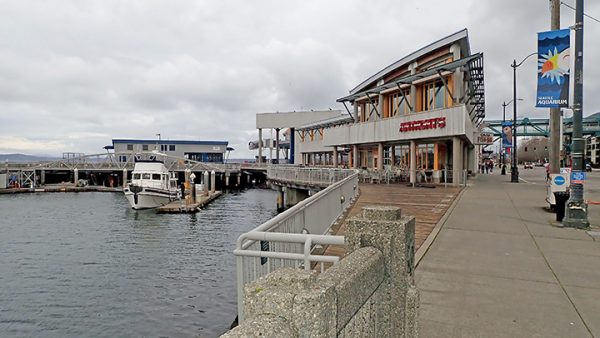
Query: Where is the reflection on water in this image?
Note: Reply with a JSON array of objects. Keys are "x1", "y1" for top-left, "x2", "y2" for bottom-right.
[{"x1": 0, "y1": 189, "x2": 277, "y2": 338}]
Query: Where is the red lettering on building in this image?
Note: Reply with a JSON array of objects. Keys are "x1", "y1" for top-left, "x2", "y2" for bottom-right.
[{"x1": 399, "y1": 117, "x2": 446, "y2": 133}]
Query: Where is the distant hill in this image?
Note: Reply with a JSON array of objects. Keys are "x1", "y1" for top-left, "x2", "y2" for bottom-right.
[{"x1": 0, "y1": 153, "x2": 59, "y2": 162}]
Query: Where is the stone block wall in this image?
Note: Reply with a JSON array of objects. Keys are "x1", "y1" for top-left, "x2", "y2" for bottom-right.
[{"x1": 221, "y1": 205, "x2": 418, "y2": 338}]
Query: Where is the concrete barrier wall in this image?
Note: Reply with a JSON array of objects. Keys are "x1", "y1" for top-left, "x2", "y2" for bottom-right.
[{"x1": 221, "y1": 205, "x2": 419, "y2": 338}]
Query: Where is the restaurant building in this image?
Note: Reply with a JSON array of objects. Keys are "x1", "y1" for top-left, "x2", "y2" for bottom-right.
[{"x1": 296, "y1": 28, "x2": 485, "y2": 185}]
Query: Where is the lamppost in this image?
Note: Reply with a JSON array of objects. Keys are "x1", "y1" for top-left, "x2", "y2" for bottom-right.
[
  {"x1": 501, "y1": 99, "x2": 522, "y2": 175},
  {"x1": 510, "y1": 53, "x2": 539, "y2": 183},
  {"x1": 563, "y1": 0, "x2": 589, "y2": 228}
]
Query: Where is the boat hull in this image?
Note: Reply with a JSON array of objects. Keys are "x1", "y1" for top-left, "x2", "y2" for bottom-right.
[{"x1": 124, "y1": 187, "x2": 178, "y2": 210}]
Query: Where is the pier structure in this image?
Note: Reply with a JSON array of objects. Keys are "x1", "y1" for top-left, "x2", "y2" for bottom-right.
[
  {"x1": 2, "y1": 151, "x2": 264, "y2": 192},
  {"x1": 266, "y1": 167, "x2": 357, "y2": 211}
]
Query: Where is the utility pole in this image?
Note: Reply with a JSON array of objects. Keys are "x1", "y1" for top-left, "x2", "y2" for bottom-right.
[
  {"x1": 549, "y1": 0, "x2": 561, "y2": 173},
  {"x1": 563, "y1": 0, "x2": 589, "y2": 228}
]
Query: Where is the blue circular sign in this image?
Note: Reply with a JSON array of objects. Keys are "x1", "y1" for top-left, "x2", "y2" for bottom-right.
[{"x1": 554, "y1": 176, "x2": 565, "y2": 185}]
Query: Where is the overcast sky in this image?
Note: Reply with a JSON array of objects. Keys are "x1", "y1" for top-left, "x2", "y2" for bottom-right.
[{"x1": 1, "y1": 0, "x2": 599, "y2": 158}]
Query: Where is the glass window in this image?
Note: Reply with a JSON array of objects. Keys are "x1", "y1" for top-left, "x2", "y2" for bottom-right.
[
  {"x1": 152, "y1": 174, "x2": 161, "y2": 180},
  {"x1": 142, "y1": 173, "x2": 151, "y2": 179},
  {"x1": 389, "y1": 90, "x2": 410, "y2": 116},
  {"x1": 169, "y1": 145, "x2": 175, "y2": 151},
  {"x1": 434, "y1": 82, "x2": 445, "y2": 109},
  {"x1": 142, "y1": 145, "x2": 148, "y2": 151},
  {"x1": 127, "y1": 144, "x2": 133, "y2": 151},
  {"x1": 133, "y1": 173, "x2": 141, "y2": 179}
]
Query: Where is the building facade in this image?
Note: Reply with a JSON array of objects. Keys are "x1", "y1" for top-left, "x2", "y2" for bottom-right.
[
  {"x1": 296, "y1": 29, "x2": 484, "y2": 185},
  {"x1": 111, "y1": 139, "x2": 229, "y2": 163}
]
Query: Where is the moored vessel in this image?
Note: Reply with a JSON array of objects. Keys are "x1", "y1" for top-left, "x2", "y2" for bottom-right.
[{"x1": 123, "y1": 161, "x2": 180, "y2": 209}]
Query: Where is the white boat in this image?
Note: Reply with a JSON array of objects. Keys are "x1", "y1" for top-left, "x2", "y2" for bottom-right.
[{"x1": 123, "y1": 161, "x2": 180, "y2": 209}]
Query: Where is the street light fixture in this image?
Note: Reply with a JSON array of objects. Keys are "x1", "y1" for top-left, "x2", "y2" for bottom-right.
[
  {"x1": 501, "y1": 99, "x2": 523, "y2": 175},
  {"x1": 510, "y1": 53, "x2": 539, "y2": 183}
]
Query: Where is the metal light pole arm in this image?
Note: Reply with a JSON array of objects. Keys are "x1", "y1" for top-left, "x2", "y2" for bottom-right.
[{"x1": 513, "y1": 52, "x2": 540, "y2": 69}]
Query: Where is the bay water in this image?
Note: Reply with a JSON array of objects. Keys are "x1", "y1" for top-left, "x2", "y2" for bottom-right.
[{"x1": 0, "y1": 189, "x2": 277, "y2": 337}]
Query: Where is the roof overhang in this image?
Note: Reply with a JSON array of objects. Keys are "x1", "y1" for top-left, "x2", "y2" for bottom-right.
[{"x1": 348, "y1": 28, "x2": 470, "y2": 95}]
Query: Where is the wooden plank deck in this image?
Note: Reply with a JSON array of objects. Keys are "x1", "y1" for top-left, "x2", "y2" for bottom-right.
[
  {"x1": 323, "y1": 183, "x2": 462, "y2": 262},
  {"x1": 156, "y1": 191, "x2": 223, "y2": 214}
]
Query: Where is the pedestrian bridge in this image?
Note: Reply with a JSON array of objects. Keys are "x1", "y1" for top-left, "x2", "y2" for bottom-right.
[{"x1": 483, "y1": 115, "x2": 600, "y2": 137}]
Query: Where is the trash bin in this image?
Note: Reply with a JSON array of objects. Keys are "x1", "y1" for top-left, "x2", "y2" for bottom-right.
[{"x1": 554, "y1": 191, "x2": 570, "y2": 222}]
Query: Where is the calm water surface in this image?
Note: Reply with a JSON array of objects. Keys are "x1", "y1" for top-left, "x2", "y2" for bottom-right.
[{"x1": 0, "y1": 189, "x2": 277, "y2": 337}]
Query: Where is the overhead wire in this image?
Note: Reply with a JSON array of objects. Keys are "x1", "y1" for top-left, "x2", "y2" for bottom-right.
[{"x1": 560, "y1": 1, "x2": 600, "y2": 24}]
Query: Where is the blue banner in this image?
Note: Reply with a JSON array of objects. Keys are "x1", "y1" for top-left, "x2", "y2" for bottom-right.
[
  {"x1": 502, "y1": 121, "x2": 512, "y2": 148},
  {"x1": 536, "y1": 29, "x2": 570, "y2": 108}
]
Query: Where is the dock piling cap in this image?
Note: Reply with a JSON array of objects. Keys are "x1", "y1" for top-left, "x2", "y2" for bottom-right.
[{"x1": 361, "y1": 205, "x2": 401, "y2": 220}]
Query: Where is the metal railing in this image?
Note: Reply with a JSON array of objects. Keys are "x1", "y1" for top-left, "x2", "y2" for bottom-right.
[
  {"x1": 234, "y1": 172, "x2": 359, "y2": 321},
  {"x1": 266, "y1": 167, "x2": 357, "y2": 187}
]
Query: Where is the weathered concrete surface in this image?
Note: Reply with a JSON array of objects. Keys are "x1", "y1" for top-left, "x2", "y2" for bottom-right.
[
  {"x1": 222, "y1": 205, "x2": 419, "y2": 338},
  {"x1": 416, "y1": 169, "x2": 600, "y2": 337},
  {"x1": 220, "y1": 314, "x2": 297, "y2": 338},
  {"x1": 319, "y1": 246, "x2": 384, "y2": 334}
]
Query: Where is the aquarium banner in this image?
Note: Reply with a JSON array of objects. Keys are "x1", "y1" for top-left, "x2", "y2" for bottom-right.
[
  {"x1": 502, "y1": 121, "x2": 513, "y2": 149},
  {"x1": 536, "y1": 29, "x2": 570, "y2": 108}
]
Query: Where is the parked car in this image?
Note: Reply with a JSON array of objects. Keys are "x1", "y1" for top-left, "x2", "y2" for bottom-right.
[{"x1": 524, "y1": 162, "x2": 534, "y2": 169}]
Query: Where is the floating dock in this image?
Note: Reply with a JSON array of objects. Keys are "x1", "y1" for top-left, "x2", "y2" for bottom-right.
[
  {"x1": 0, "y1": 185, "x2": 121, "y2": 194},
  {"x1": 156, "y1": 191, "x2": 223, "y2": 214}
]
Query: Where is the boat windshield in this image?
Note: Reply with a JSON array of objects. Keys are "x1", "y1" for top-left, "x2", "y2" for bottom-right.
[
  {"x1": 152, "y1": 174, "x2": 161, "y2": 180},
  {"x1": 133, "y1": 173, "x2": 141, "y2": 179},
  {"x1": 142, "y1": 173, "x2": 151, "y2": 179}
]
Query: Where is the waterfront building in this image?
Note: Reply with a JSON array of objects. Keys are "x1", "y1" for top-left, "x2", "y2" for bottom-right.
[
  {"x1": 298, "y1": 28, "x2": 484, "y2": 185},
  {"x1": 254, "y1": 110, "x2": 344, "y2": 164},
  {"x1": 109, "y1": 139, "x2": 230, "y2": 163}
]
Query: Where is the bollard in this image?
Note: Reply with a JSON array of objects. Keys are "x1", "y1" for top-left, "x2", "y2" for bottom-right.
[
  {"x1": 204, "y1": 171, "x2": 209, "y2": 194},
  {"x1": 211, "y1": 170, "x2": 216, "y2": 193}
]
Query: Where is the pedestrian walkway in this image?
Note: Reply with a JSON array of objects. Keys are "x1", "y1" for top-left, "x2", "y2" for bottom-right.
[{"x1": 416, "y1": 172, "x2": 600, "y2": 337}]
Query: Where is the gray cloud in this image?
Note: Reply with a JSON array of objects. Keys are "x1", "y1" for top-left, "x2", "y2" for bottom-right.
[{"x1": 0, "y1": 0, "x2": 599, "y2": 157}]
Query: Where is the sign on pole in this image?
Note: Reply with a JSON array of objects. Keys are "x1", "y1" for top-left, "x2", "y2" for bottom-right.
[{"x1": 536, "y1": 29, "x2": 570, "y2": 108}]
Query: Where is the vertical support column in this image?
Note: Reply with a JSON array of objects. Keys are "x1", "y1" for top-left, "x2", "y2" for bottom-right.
[
  {"x1": 41, "y1": 169, "x2": 46, "y2": 186},
  {"x1": 333, "y1": 146, "x2": 339, "y2": 168},
  {"x1": 409, "y1": 62, "x2": 418, "y2": 113},
  {"x1": 450, "y1": 43, "x2": 463, "y2": 104},
  {"x1": 210, "y1": 170, "x2": 216, "y2": 193},
  {"x1": 452, "y1": 137, "x2": 463, "y2": 186},
  {"x1": 225, "y1": 172, "x2": 230, "y2": 188},
  {"x1": 352, "y1": 145, "x2": 359, "y2": 169},
  {"x1": 391, "y1": 146, "x2": 396, "y2": 168},
  {"x1": 258, "y1": 128, "x2": 263, "y2": 164},
  {"x1": 275, "y1": 128, "x2": 280, "y2": 164},
  {"x1": 289, "y1": 128, "x2": 295, "y2": 164},
  {"x1": 378, "y1": 94, "x2": 384, "y2": 120},
  {"x1": 204, "y1": 170, "x2": 209, "y2": 194},
  {"x1": 467, "y1": 146, "x2": 475, "y2": 174},
  {"x1": 549, "y1": 0, "x2": 561, "y2": 175},
  {"x1": 122, "y1": 168, "x2": 128, "y2": 189},
  {"x1": 410, "y1": 141, "x2": 416, "y2": 185},
  {"x1": 73, "y1": 168, "x2": 79, "y2": 185},
  {"x1": 378, "y1": 143, "x2": 384, "y2": 171},
  {"x1": 276, "y1": 186, "x2": 284, "y2": 212},
  {"x1": 237, "y1": 173, "x2": 241, "y2": 187},
  {"x1": 353, "y1": 101, "x2": 359, "y2": 122}
]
